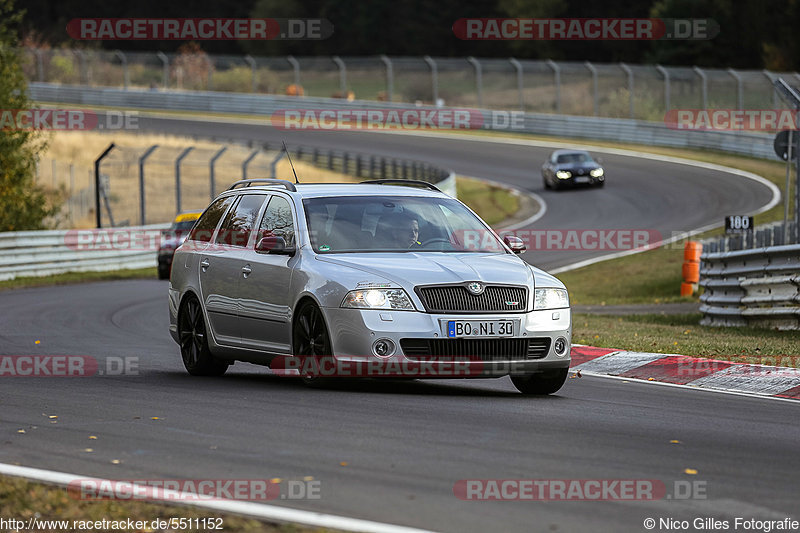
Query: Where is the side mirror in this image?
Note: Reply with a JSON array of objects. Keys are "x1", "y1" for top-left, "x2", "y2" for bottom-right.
[
  {"x1": 256, "y1": 236, "x2": 295, "y2": 255},
  {"x1": 503, "y1": 235, "x2": 527, "y2": 254}
]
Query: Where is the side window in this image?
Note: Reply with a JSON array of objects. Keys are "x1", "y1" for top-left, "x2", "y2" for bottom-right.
[
  {"x1": 189, "y1": 196, "x2": 234, "y2": 242},
  {"x1": 257, "y1": 196, "x2": 296, "y2": 247},
  {"x1": 215, "y1": 194, "x2": 268, "y2": 247}
]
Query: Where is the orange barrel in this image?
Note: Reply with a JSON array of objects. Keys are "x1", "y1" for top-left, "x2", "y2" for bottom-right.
[
  {"x1": 684, "y1": 241, "x2": 702, "y2": 262},
  {"x1": 682, "y1": 261, "x2": 700, "y2": 283},
  {"x1": 680, "y1": 282, "x2": 695, "y2": 297}
]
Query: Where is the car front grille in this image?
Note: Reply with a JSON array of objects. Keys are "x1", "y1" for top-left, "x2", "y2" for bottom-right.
[
  {"x1": 416, "y1": 285, "x2": 527, "y2": 313},
  {"x1": 400, "y1": 338, "x2": 551, "y2": 361}
]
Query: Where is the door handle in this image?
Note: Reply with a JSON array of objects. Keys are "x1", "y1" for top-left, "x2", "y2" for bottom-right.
[
  {"x1": 242, "y1": 265, "x2": 252, "y2": 276},
  {"x1": 200, "y1": 259, "x2": 210, "y2": 271}
]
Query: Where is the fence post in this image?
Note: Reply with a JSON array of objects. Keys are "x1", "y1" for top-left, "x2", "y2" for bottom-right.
[
  {"x1": 380, "y1": 55, "x2": 393, "y2": 102},
  {"x1": 332, "y1": 56, "x2": 347, "y2": 96},
  {"x1": 114, "y1": 50, "x2": 129, "y2": 90},
  {"x1": 424, "y1": 55, "x2": 438, "y2": 105},
  {"x1": 467, "y1": 56, "x2": 482, "y2": 108},
  {"x1": 693, "y1": 66, "x2": 707, "y2": 110},
  {"x1": 763, "y1": 70, "x2": 778, "y2": 108},
  {"x1": 509, "y1": 58, "x2": 524, "y2": 111},
  {"x1": 286, "y1": 55, "x2": 300, "y2": 87},
  {"x1": 244, "y1": 55, "x2": 257, "y2": 93},
  {"x1": 73, "y1": 49, "x2": 88, "y2": 85},
  {"x1": 546, "y1": 59, "x2": 561, "y2": 113},
  {"x1": 156, "y1": 51, "x2": 169, "y2": 89},
  {"x1": 175, "y1": 147, "x2": 194, "y2": 215},
  {"x1": 139, "y1": 145, "x2": 159, "y2": 225},
  {"x1": 620, "y1": 63, "x2": 634, "y2": 118},
  {"x1": 35, "y1": 49, "x2": 44, "y2": 82},
  {"x1": 94, "y1": 143, "x2": 116, "y2": 228},
  {"x1": 270, "y1": 150, "x2": 286, "y2": 178},
  {"x1": 242, "y1": 149, "x2": 259, "y2": 180},
  {"x1": 585, "y1": 61, "x2": 599, "y2": 116},
  {"x1": 209, "y1": 146, "x2": 227, "y2": 200},
  {"x1": 728, "y1": 68, "x2": 743, "y2": 109},
  {"x1": 656, "y1": 65, "x2": 670, "y2": 113}
]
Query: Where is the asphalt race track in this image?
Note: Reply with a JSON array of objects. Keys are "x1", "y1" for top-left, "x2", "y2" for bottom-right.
[{"x1": 2, "y1": 121, "x2": 797, "y2": 532}]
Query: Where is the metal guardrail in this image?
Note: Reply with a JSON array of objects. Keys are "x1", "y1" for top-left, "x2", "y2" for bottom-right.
[
  {"x1": 699, "y1": 244, "x2": 800, "y2": 329},
  {"x1": 28, "y1": 83, "x2": 778, "y2": 160},
  {"x1": 702, "y1": 221, "x2": 799, "y2": 253},
  {"x1": 0, "y1": 224, "x2": 168, "y2": 281}
]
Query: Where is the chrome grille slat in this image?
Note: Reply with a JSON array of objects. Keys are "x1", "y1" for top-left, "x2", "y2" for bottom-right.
[{"x1": 417, "y1": 285, "x2": 527, "y2": 313}]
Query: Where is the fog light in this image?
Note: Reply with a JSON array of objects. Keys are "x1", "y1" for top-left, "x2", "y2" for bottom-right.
[
  {"x1": 372, "y1": 338, "x2": 395, "y2": 358},
  {"x1": 554, "y1": 337, "x2": 568, "y2": 356}
]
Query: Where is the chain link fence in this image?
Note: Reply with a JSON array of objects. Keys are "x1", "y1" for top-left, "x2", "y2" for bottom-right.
[{"x1": 20, "y1": 48, "x2": 799, "y2": 120}]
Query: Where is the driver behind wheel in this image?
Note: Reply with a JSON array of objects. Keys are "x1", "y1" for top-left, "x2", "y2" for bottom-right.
[{"x1": 378, "y1": 212, "x2": 421, "y2": 249}]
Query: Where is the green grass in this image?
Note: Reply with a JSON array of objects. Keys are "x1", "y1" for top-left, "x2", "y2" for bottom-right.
[
  {"x1": 456, "y1": 176, "x2": 520, "y2": 226},
  {"x1": 573, "y1": 313, "x2": 800, "y2": 363},
  {"x1": 0, "y1": 268, "x2": 157, "y2": 291},
  {"x1": 0, "y1": 474, "x2": 329, "y2": 533}
]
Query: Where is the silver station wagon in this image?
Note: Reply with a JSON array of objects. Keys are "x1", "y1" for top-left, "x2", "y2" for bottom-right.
[{"x1": 168, "y1": 179, "x2": 572, "y2": 394}]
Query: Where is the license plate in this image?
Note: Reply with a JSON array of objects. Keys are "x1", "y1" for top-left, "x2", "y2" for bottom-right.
[
  {"x1": 447, "y1": 320, "x2": 514, "y2": 338},
  {"x1": 575, "y1": 176, "x2": 591, "y2": 183}
]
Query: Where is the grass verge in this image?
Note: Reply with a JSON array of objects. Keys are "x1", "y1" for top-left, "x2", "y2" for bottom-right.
[
  {"x1": 0, "y1": 268, "x2": 157, "y2": 292},
  {"x1": 456, "y1": 176, "x2": 520, "y2": 226},
  {"x1": 573, "y1": 313, "x2": 800, "y2": 363},
  {"x1": 0, "y1": 474, "x2": 327, "y2": 533}
]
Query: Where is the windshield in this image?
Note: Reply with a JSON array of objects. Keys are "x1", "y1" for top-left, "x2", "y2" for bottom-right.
[
  {"x1": 171, "y1": 220, "x2": 198, "y2": 232},
  {"x1": 303, "y1": 195, "x2": 506, "y2": 253},
  {"x1": 556, "y1": 152, "x2": 593, "y2": 164}
]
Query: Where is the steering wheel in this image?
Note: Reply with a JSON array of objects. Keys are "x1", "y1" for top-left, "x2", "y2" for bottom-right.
[{"x1": 420, "y1": 237, "x2": 452, "y2": 248}]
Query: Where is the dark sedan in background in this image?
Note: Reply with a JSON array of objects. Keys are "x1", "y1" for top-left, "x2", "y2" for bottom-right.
[
  {"x1": 157, "y1": 212, "x2": 201, "y2": 279},
  {"x1": 542, "y1": 150, "x2": 605, "y2": 190}
]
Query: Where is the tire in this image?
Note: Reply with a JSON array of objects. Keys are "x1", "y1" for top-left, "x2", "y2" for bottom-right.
[
  {"x1": 292, "y1": 301, "x2": 335, "y2": 387},
  {"x1": 596, "y1": 180, "x2": 605, "y2": 188},
  {"x1": 511, "y1": 368, "x2": 568, "y2": 395},
  {"x1": 543, "y1": 176, "x2": 551, "y2": 189},
  {"x1": 178, "y1": 295, "x2": 229, "y2": 376}
]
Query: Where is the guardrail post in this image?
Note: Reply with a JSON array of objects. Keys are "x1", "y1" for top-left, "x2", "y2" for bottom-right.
[
  {"x1": 424, "y1": 56, "x2": 439, "y2": 105},
  {"x1": 763, "y1": 70, "x2": 779, "y2": 108},
  {"x1": 328, "y1": 150, "x2": 334, "y2": 170},
  {"x1": 547, "y1": 59, "x2": 561, "y2": 113},
  {"x1": 380, "y1": 55, "x2": 393, "y2": 102},
  {"x1": 656, "y1": 64, "x2": 670, "y2": 113},
  {"x1": 244, "y1": 55, "x2": 257, "y2": 93},
  {"x1": 356, "y1": 155, "x2": 363, "y2": 177},
  {"x1": 156, "y1": 51, "x2": 169, "y2": 89},
  {"x1": 332, "y1": 56, "x2": 347, "y2": 96},
  {"x1": 342, "y1": 152, "x2": 349, "y2": 174},
  {"x1": 728, "y1": 68, "x2": 743, "y2": 109},
  {"x1": 620, "y1": 63, "x2": 634, "y2": 118},
  {"x1": 369, "y1": 156, "x2": 376, "y2": 178},
  {"x1": 287, "y1": 56, "x2": 300, "y2": 88},
  {"x1": 209, "y1": 147, "x2": 227, "y2": 200},
  {"x1": 114, "y1": 50, "x2": 129, "y2": 90},
  {"x1": 175, "y1": 147, "x2": 194, "y2": 215},
  {"x1": 139, "y1": 145, "x2": 159, "y2": 225},
  {"x1": 585, "y1": 61, "x2": 599, "y2": 116},
  {"x1": 693, "y1": 66, "x2": 707, "y2": 111},
  {"x1": 509, "y1": 58, "x2": 524, "y2": 111},
  {"x1": 380, "y1": 158, "x2": 386, "y2": 178},
  {"x1": 94, "y1": 143, "x2": 116, "y2": 228},
  {"x1": 467, "y1": 56, "x2": 482, "y2": 108},
  {"x1": 242, "y1": 149, "x2": 259, "y2": 180}
]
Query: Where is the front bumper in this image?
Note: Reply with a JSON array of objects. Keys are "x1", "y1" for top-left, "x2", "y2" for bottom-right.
[{"x1": 321, "y1": 307, "x2": 571, "y2": 378}]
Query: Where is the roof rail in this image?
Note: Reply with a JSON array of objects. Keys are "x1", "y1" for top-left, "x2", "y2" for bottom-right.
[
  {"x1": 360, "y1": 179, "x2": 441, "y2": 192},
  {"x1": 227, "y1": 178, "x2": 297, "y2": 192}
]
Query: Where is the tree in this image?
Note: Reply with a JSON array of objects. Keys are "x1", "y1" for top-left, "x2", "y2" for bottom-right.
[{"x1": 0, "y1": 0, "x2": 61, "y2": 232}]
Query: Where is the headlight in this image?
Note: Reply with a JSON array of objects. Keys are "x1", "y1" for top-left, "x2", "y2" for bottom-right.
[
  {"x1": 555, "y1": 170, "x2": 572, "y2": 179},
  {"x1": 590, "y1": 168, "x2": 604, "y2": 177},
  {"x1": 534, "y1": 288, "x2": 569, "y2": 310},
  {"x1": 342, "y1": 288, "x2": 415, "y2": 310}
]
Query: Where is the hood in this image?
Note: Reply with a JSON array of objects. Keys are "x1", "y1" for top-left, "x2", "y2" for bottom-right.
[{"x1": 317, "y1": 252, "x2": 534, "y2": 289}]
